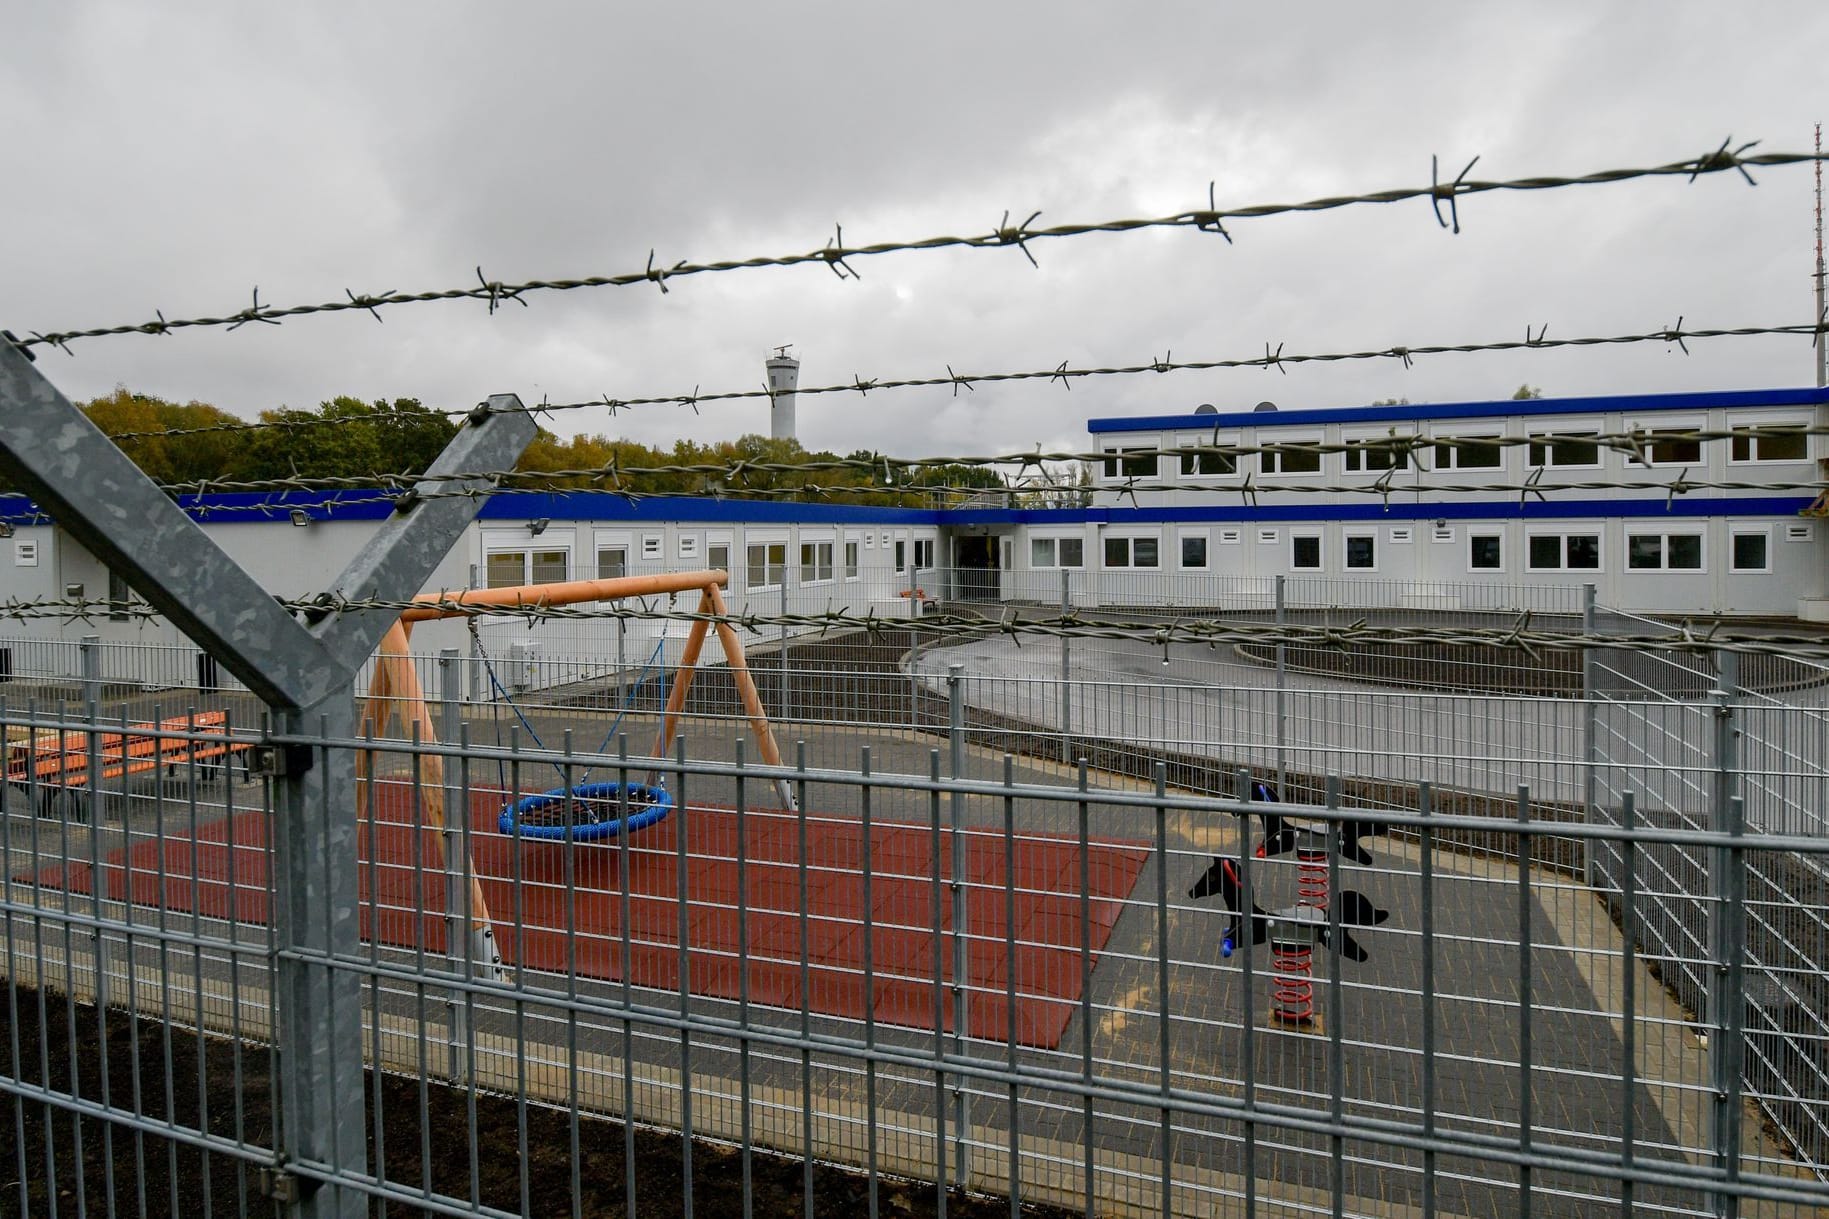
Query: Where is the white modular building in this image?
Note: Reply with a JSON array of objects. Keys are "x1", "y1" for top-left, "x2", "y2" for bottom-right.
[{"x1": 1, "y1": 386, "x2": 1825, "y2": 686}]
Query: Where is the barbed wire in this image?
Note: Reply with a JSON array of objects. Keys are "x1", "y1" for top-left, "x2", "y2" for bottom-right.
[
  {"x1": 2, "y1": 474, "x2": 1808, "y2": 529},
  {"x1": 13, "y1": 141, "x2": 1820, "y2": 356},
  {"x1": 92, "y1": 318, "x2": 1829, "y2": 446},
  {"x1": 40, "y1": 420, "x2": 1824, "y2": 520},
  {"x1": 6, "y1": 593, "x2": 1827, "y2": 661}
]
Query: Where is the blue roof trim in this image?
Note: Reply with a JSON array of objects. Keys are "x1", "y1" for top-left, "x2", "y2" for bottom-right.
[
  {"x1": 944, "y1": 496, "x2": 1813, "y2": 526},
  {"x1": 5, "y1": 488, "x2": 1810, "y2": 530},
  {"x1": 1087, "y1": 386, "x2": 1829, "y2": 435}
]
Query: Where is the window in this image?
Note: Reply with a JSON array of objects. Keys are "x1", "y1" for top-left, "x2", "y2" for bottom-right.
[
  {"x1": 1469, "y1": 532, "x2": 1503, "y2": 571},
  {"x1": 1259, "y1": 440, "x2": 1321, "y2": 475},
  {"x1": 1179, "y1": 532, "x2": 1208, "y2": 569},
  {"x1": 1627, "y1": 428, "x2": 1702, "y2": 466},
  {"x1": 1179, "y1": 445, "x2": 1237, "y2": 476},
  {"x1": 844, "y1": 541, "x2": 859, "y2": 579},
  {"x1": 108, "y1": 570, "x2": 132, "y2": 622},
  {"x1": 894, "y1": 541, "x2": 905, "y2": 571},
  {"x1": 1342, "y1": 437, "x2": 1411, "y2": 472},
  {"x1": 1730, "y1": 529, "x2": 1770, "y2": 573},
  {"x1": 1102, "y1": 448, "x2": 1156, "y2": 479},
  {"x1": 1527, "y1": 431, "x2": 1602, "y2": 468},
  {"x1": 486, "y1": 553, "x2": 523, "y2": 589},
  {"x1": 641, "y1": 534, "x2": 663, "y2": 560},
  {"x1": 746, "y1": 542, "x2": 786, "y2": 591},
  {"x1": 1627, "y1": 532, "x2": 1703, "y2": 571},
  {"x1": 487, "y1": 549, "x2": 568, "y2": 588},
  {"x1": 1031, "y1": 537, "x2": 1085, "y2": 568},
  {"x1": 1344, "y1": 533, "x2": 1376, "y2": 570},
  {"x1": 1527, "y1": 533, "x2": 1600, "y2": 571},
  {"x1": 1291, "y1": 534, "x2": 1321, "y2": 570},
  {"x1": 596, "y1": 546, "x2": 627, "y2": 581},
  {"x1": 1433, "y1": 435, "x2": 1503, "y2": 470},
  {"x1": 678, "y1": 535, "x2": 699, "y2": 560},
  {"x1": 913, "y1": 539, "x2": 936, "y2": 569},
  {"x1": 707, "y1": 543, "x2": 730, "y2": 573},
  {"x1": 1103, "y1": 536, "x2": 1160, "y2": 568},
  {"x1": 800, "y1": 541, "x2": 835, "y2": 583},
  {"x1": 1730, "y1": 424, "x2": 1808, "y2": 463}
]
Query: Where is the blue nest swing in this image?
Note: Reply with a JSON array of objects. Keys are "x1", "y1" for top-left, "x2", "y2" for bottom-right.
[{"x1": 498, "y1": 781, "x2": 674, "y2": 842}]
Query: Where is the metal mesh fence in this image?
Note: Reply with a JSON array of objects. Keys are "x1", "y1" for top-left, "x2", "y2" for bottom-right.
[{"x1": 2, "y1": 620, "x2": 1827, "y2": 1218}]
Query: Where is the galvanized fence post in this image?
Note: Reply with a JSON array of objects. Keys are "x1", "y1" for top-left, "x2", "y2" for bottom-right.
[
  {"x1": 1581, "y1": 582, "x2": 1598, "y2": 888},
  {"x1": 1059, "y1": 567, "x2": 1073, "y2": 764},
  {"x1": 946, "y1": 663, "x2": 972, "y2": 1188},
  {"x1": 437, "y1": 647, "x2": 469, "y2": 1080},
  {"x1": 1274, "y1": 575, "x2": 1288, "y2": 795},
  {"x1": 1708, "y1": 647, "x2": 1742, "y2": 1219}
]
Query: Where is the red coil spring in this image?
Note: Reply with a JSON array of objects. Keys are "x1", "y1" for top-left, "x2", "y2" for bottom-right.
[
  {"x1": 1295, "y1": 849, "x2": 1329, "y2": 913},
  {"x1": 1270, "y1": 943, "x2": 1314, "y2": 1022}
]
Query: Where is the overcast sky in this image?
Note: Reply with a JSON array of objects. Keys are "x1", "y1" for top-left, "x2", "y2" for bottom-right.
[{"x1": 4, "y1": 3, "x2": 1828, "y2": 461}]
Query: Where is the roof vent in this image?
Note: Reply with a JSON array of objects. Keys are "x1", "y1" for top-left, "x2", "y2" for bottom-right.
[
  {"x1": 1193, "y1": 403, "x2": 1218, "y2": 415},
  {"x1": 1253, "y1": 401, "x2": 1278, "y2": 413}
]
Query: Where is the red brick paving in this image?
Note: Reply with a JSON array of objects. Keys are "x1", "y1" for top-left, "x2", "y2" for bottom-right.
[{"x1": 30, "y1": 783, "x2": 1149, "y2": 1049}]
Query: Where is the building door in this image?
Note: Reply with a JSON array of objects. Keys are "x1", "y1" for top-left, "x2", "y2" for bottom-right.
[{"x1": 955, "y1": 533, "x2": 999, "y2": 602}]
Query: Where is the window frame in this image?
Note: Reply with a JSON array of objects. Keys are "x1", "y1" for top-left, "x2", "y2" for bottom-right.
[
  {"x1": 1625, "y1": 530, "x2": 1705, "y2": 573},
  {"x1": 1340, "y1": 427, "x2": 1416, "y2": 474},
  {"x1": 1526, "y1": 421, "x2": 1604, "y2": 470},
  {"x1": 1177, "y1": 528, "x2": 1210, "y2": 570},
  {"x1": 1257, "y1": 434, "x2": 1323, "y2": 477},
  {"x1": 595, "y1": 544, "x2": 628, "y2": 581},
  {"x1": 1623, "y1": 418, "x2": 1706, "y2": 468},
  {"x1": 486, "y1": 547, "x2": 570, "y2": 589},
  {"x1": 799, "y1": 540, "x2": 836, "y2": 585},
  {"x1": 1525, "y1": 530, "x2": 1602, "y2": 572},
  {"x1": 1176, "y1": 432, "x2": 1238, "y2": 479},
  {"x1": 1728, "y1": 421, "x2": 1810, "y2": 465},
  {"x1": 1290, "y1": 531, "x2": 1322, "y2": 571},
  {"x1": 1030, "y1": 535, "x2": 1086, "y2": 570},
  {"x1": 1467, "y1": 530, "x2": 1504, "y2": 573},
  {"x1": 1342, "y1": 531, "x2": 1377, "y2": 572},
  {"x1": 1728, "y1": 526, "x2": 1771, "y2": 574},
  {"x1": 1101, "y1": 446, "x2": 1158, "y2": 481},
  {"x1": 1431, "y1": 431, "x2": 1505, "y2": 471},
  {"x1": 745, "y1": 541, "x2": 787, "y2": 592},
  {"x1": 1103, "y1": 533, "x2": 1162, "y2": 570}
]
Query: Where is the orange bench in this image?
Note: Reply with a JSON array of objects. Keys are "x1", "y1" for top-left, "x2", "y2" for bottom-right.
[{"x1": 5, "y1": 711, "x2": 254, "y2": 816}]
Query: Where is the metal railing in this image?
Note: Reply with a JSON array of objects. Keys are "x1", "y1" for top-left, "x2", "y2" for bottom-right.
[{"x1": 2, "y1": 635, "x2": 1827, "y2": 1217}]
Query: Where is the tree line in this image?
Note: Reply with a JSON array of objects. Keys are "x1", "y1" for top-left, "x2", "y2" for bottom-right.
[{"x1": 75, "y1": 388, "x2": 1018, "y2": 506}]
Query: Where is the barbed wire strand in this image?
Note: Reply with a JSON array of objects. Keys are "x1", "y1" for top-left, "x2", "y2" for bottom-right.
[
  {"x1": 8, "y1": 593, "x2": 1828, "y2": 661},
  {"x1": 14, "y1": 142, "x2": 1821, "y2": 356},
  {"x1": 40, "y1": 420, "x2": 1829, "y2": 509},
  {"x1": 92, "y1": 319, "x2": 1829, "y2": 446}
]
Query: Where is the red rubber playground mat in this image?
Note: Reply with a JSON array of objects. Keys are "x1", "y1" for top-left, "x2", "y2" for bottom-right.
[{"x1": 31, "y1": 784, "x2": 1151, "y2": 1049}]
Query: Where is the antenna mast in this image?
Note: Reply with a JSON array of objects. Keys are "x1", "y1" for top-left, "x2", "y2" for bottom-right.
[{"x1": 1817, "y1": 122, "x2": 1825, "y2": 387}]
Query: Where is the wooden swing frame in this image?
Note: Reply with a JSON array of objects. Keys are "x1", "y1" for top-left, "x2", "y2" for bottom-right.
[{"x1": 357, "y1": 568, "x2": 792, "y2": 982}]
